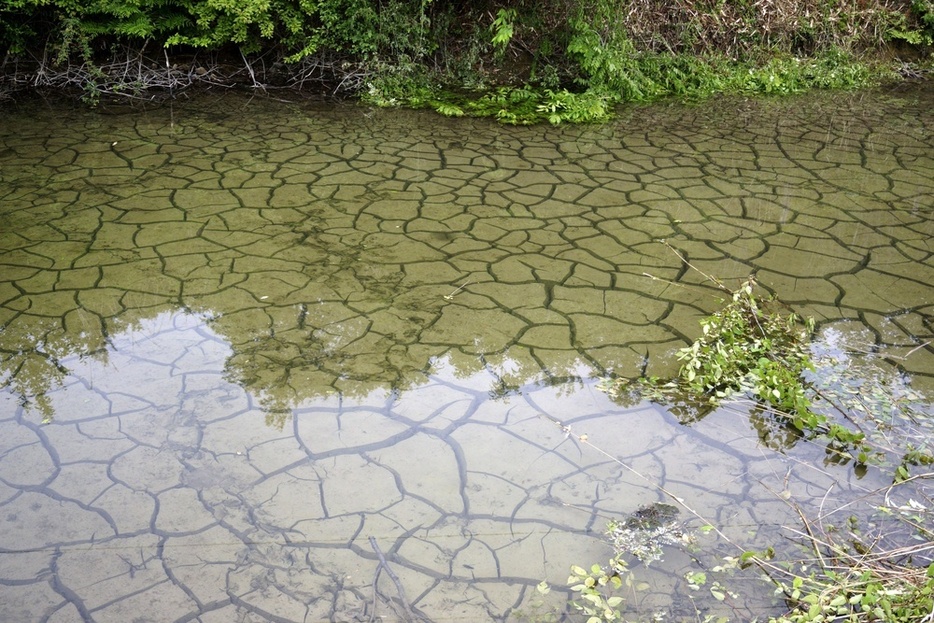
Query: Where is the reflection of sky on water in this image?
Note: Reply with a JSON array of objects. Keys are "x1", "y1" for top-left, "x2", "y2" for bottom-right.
[{"x1": 0, "y1": 300, "x2": 862, "y2": 621}]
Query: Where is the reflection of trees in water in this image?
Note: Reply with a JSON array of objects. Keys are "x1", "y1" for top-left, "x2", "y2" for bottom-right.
[
  {"x1": 215, "y1": 305, "x2": 613, "y2": 424},
  {"x1": 4, "y1": 88, "x2": 933, "y2": 431},
  {"x1": 0, "y1": 291, "x2": 626, "y2": 423},
  {"x1": 1, "y1": 309, "x2": 114, "y2": 422}
]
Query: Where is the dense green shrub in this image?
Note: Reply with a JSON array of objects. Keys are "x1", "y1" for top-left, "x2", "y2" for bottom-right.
[
  {"x1": 0, "y1": 0, "x2": 440, "y2": 62},
  {"x1": 0, "y1": 0, "x2": 929, "y2": 113}
]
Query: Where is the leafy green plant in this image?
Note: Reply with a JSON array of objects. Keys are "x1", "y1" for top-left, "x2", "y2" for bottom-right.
[
  {"x1": 888, "y1": 0, "x2": 934, "y2": 45},
  {"x1": 729, "y1": 49, "x2": 882, "y2": 95},
  {"x1": 490, "y1": 8, "x2": 517, "y2": 56},
  {"x1": 478, "y1": 85, "x2": 616, "y2": 124},
  {"x1": 566, "y1": 14, "x2": 660, "y2": 102},
  {"x1": 536, "y1": 533, "x2": 661, "y2": 622},
  {"x1": 560, "y1": 559, "x2": 644, "y2": 623},
  {"x1": 535, "y1": 88, "x2": 614, "y2": 124},
  {"x1": 768, "y1": 539, "x2": 934, "y2": 623},
  {"x1": 643, "y1": 276, "x2": 818, "y2": 417},
  {"x1": 602, "y1": 258, "x2": 881, "y2": 466},
  {"x1": 360, "y1": 60, "x2": 438, "y2": 107}
]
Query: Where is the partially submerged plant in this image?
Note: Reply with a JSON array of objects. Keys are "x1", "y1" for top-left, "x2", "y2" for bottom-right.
[
  {"x1": 607, "y1": 503, "x2": 688, "y2": 565},
  {"x1": 600, "y1": 274, "x2": 859, "y2": 452},
  {"x1": 598, "y1": 245, "x2": 899, "y2": 471},
  {"x1": 541, "y1": 502, "x2": 696, "y2": 622},
  {"x1": 806, "y1": 330, "x2": 934, "y2": 480},
  {"x1": 558, "y1": 550, "x2": 659, "y2": 623},
  {"x1": 667, "y1": 277, "x2": 815, "y2": 419},
  {"x1": 564, "y1": 562, "x2": 629, "y2": 623},
  {"x1": 609, "y1": 270, "x2": 934, "y2": 479}
]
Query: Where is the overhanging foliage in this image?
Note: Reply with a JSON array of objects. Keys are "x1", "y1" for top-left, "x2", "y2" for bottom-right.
[{"x1": 1, "y1": 1, "x2": 931, "y2": 115}]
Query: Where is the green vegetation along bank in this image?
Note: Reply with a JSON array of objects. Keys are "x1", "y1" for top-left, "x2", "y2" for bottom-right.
[{"x1": 1, "y1": 0, "x2": 932, "y2": 120}]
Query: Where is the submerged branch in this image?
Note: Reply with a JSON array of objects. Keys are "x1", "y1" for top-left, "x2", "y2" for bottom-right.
[{"x1": 368, "y1": 536, "x2": 423, "y2": 623}]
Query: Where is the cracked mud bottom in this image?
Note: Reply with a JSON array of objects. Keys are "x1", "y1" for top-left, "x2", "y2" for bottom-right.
[{"x1": 1, "y1": 85, "x2": 933, "y2": 622}]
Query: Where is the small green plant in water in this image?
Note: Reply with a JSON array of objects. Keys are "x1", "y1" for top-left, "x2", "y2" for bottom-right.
[
  {"x1": 559, "y1": 558, "x2": 658, "y2": 623},
  {"x1": 625, "y1": 277, "x2": 820, "y2": 423},
  {"x1": 565, "y1": 562, "x2": 627, "y2": 622},
  {"x1": 543, "y1": 504, "x2": 690, "y2": 622}
]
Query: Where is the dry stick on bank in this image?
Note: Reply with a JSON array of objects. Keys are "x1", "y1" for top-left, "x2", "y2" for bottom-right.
[{"x1": 0, "y1": 44, "x2": 369, "y2": 101}]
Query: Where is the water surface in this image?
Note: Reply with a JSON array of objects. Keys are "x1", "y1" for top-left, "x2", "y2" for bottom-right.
[{"x1": 1, "y1": 85, "x2": 933, "y2": 622}]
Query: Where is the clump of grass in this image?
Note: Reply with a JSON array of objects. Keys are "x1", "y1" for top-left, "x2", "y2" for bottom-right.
[{"x1": 764, "y1": 479, "x2": 934, "y2": 623}]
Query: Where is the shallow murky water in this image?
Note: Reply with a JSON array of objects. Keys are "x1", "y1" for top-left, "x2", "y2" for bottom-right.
[{"x1": 1, "y1": 84, "x2": 933, "y2": 622}]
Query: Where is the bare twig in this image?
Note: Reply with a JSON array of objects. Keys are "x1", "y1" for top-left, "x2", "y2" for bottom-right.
[
  {"x1": 540, "y1": 414, "x2": 744, "y2": 551},
  {"x1": 443, "y1": 281, "x2": 471, "y2": 300},
  {"x1": 0, "y1": 45, "x2": 374, "y2": 102},
  {"x1": 659, "y1": 239, "x2": 730, "y2": 292},
  {"x1": 885, "y1": 341, "x2": 933, "y2": 362}
]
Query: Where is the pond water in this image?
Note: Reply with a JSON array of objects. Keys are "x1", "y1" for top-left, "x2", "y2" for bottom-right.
[{"x1": 1, "y1": 84, "x2": 933, "y2": 623}]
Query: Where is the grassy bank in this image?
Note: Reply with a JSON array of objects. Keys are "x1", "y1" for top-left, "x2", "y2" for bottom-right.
[{"x1": 1, "y1": 0, "x2": 932, "y2": 118}]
